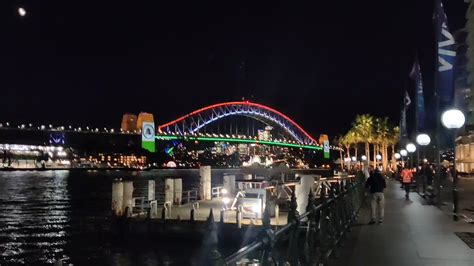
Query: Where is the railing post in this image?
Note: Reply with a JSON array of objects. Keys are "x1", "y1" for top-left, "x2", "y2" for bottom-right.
[
  {"x1": 236, "y1": 205, "x2": 242, "y2": 229},
  {"x1": 203, "y1": 208, "x2": 222, "y2": 265},
  {"x1": 259, "y1": 202, "x2": 276, "y2": 266},
  {"x1": 286, "y1": 189, "x2": 300, "y2": 265},
  {"x1": 304, "y1": 190, "x2": 318, "y2": 264}
]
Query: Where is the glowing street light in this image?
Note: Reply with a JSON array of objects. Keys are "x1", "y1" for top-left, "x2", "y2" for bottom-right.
[
  {"x1": 351, "y1": 156, "x2": 357, "y2": 162},
  {"x1": 441, "y1": 108, "x2": 465, "y2": 221},
  {"x1": 394, "y1": 153, "x2": 401, "y2": 160},
  {"x1": 406, "y1": 143, "x2": 416, "y2": 153},
  {"x1": 416, "y1": 134, "x2": 431, "y2": 146},
  {"x1": 376, "y1": 154, "x2": 382, "y2": 161},
  {"x1": 400, "y1": 149, "x2": 408, "y2": 157},
  {"x1": 361, "y1": 155, "x2": 367, "y2": 161},
  {"x1": 441, "y1": 109, "x2": 465, "y2": 129}
]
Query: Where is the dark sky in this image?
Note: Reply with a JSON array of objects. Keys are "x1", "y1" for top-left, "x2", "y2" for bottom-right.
[{"x1": 1, "y1": 1, "x2": 468, "y2": 138}]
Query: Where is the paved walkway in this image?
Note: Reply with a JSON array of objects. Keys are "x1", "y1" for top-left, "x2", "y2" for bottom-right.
[{"x1": 335, "y1": 179, "x2": 474, "y2": 266}]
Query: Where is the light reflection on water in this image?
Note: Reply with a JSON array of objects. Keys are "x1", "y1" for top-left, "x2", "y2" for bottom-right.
[{"x1": 0, "y1": 169, "x2": 239, "y2": 265}]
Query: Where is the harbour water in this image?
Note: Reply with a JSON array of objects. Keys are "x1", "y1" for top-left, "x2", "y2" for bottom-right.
[{"x1": 0, "y1": 169, "x2": 241, "y2": 265}]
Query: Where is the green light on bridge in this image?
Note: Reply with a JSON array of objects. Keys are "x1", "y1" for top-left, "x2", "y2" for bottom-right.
[{"x1": 155, "y1": 135, "x2": 323, "y2": 151}]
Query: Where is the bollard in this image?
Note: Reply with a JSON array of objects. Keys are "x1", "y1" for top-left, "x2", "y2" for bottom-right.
[
  {"x1": 122, "y1": 181, "x2": 134, "y2": 216},
  {"x1": 199, "y1": 166, "x2": 212, "y2": 200},
  {"x1": 147, "y1": 180, "x2": 155, "y2": 201},
  {"x1": 174, "y1": 178, "x2": 183, "y2": 205},
  {"x1": 163, "y1": 201, "x2": 172, "y2": 219},
  {"x1": 165, "y1": 179, "x2": 174, "y2": 205},
  {"x1": 111, "y1": 180, "x2": 124, "y2": 217},
  {"x1": 236, "y1": 206, "x2": 242, "y2": 228},
  {"x1": 149, "y1": 200, "x2": 158, "y2": 219},
  {"x1": 190, "y1": 208, "x2": 196, "y2": 222}
]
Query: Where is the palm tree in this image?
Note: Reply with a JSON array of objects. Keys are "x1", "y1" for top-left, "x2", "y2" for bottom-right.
[
  {"x1": 387, "y1": 126, "x2": 400, "y2": 170},
  {"x1": 340, "y1": 133, "x2": 351, "y2": 159},
  {"x1": 353, "y1": 114, "x2": 374, "y2": 162},
  {"x1": 374, "y1": 117, "x2": 390, "y2": 171}
]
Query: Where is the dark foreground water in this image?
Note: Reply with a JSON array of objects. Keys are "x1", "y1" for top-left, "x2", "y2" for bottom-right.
[{"x1": 0, "y1": 169, "x2": 240, "y2": 265}]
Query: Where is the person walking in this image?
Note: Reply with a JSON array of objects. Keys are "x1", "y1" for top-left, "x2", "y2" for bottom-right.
[
  {"x1": 365, "y1": 167, "x2": 386, "y2": 224},
  {"x1": 401, "y1": 167, "x2": 413, "y2": 199}
]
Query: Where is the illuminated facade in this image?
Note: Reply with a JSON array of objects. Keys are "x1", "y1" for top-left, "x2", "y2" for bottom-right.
[
  {"x1": 137, "y1": 112, "x2": 154, "y2": 131},
  {"x1": 82, "y1": 153, "x2": 147, "y2": 168},
  {"x1": 121, "y1": 114, "x2": 138, "y2": 132}
]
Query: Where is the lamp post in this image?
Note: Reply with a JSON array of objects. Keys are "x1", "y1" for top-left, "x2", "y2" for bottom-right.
[
  {"x1": 416, "y1": 134, "x2": 431, "y2": 193},
  {"x1": 400, "y1": 149, "x2": 408, "y2": 167},
  {"x1": 441, "y1": 109, "x2": 465, "y2": 221},
  {"x1": 416, "y1": 133, "x2": 431, "y2": 160},
  {"x1": 406, "y1": 143, "x2": 416, "y2": 168}
]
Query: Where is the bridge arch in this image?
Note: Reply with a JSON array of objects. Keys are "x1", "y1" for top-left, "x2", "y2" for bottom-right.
[{"x1": 158, "y1": 101, "x2": 317, "y2": 144}]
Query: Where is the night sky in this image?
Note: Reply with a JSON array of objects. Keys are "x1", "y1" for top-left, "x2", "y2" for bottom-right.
[{"x1": 1, "y1": 1, "x2": 469, "y2": 138}]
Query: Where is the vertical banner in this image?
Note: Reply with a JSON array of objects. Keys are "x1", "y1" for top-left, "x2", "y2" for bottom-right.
[
  {"x1": 141, "y1": 121, "x2": 156, "y2": 152},
  {"x1": 436, "y1": 1, "x2": 456, "y2": 107},
  {"x1": 399, "y1": 91, "x2": 411, "y2": 139},
  {"x1": 410, "y1": 60, "x2": 425, "y2": 131}
]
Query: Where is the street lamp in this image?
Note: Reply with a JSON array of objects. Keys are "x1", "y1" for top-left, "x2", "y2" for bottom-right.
[
  {"x1": 400, "y1": 149, "x2": 408, "y2": 157},
  {"x1": 416, "y1": 134, "x2": 431, "y2": 146},
  {"x1": 361, "y1": 155, "x2": 367, "y2": 161},
  {"x1": 416, "y1": 133, "x2": 431, "y2": 167},
  {"x1": 406, "y1": 143, "x2": 416, "y2": 153},
  {"x1": 376, "y1": 154, "x2": 382, "y2": 161},
  {"x1": 441, "y1": 108, "x2": 465, "y2": 221},
  {"x1": 406, "y1": 143, "x2": 416, "y2": 168},
  {"x1": 400, "y1": 149, "x2": 408, "y2": 167},
  {"x1": 394, "y1": 153, "x2": 401, "y2": 160}
]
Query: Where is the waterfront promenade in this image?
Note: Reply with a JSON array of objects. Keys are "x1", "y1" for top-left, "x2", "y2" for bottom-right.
[{"x1": 335, "y1": 180, "x2": 474, "y2": 266}]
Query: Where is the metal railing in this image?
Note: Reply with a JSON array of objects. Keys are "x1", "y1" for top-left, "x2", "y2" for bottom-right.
[
  {"x1": 182, "y1": 189, "x2": 198, "y2": 204},
  {"x1": 197, "y1": 174, "x2": 365, "y2": 265},
  {"x1": 212, "y1": 186, "x2": 225, "y2": 198}
]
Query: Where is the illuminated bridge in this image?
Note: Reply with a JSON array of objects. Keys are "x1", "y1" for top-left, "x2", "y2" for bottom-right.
[{"x1": 157, "y1": 101, "x2": 337, "y2": 151}]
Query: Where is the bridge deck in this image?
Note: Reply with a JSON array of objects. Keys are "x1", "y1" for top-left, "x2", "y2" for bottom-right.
[{"x1": 335, "y1": 180, "x2": 474, "y2": 266}]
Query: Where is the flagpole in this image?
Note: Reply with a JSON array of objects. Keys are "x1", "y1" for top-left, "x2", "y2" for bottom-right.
[{"x1": 434, "y1": 0, "x2": 442, "y2": 208}]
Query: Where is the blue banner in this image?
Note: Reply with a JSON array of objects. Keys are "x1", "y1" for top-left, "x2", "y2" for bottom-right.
[
  {"x1": 399, "y1": 91, "x2": 411, "y2": 139},
  {"x1": 436, "y1": 1, "x2": 456, "y2": 106},
  {"x1": 410, "y1": 60, "x2": 425, "y2": 131}
]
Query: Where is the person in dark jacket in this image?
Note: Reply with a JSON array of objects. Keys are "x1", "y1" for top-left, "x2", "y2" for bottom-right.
[{"x1": 365, "y1": 168, "x2": 387, "y2": 224}]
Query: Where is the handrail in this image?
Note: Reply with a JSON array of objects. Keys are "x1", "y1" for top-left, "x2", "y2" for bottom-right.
[{"x1": 223, "y1": 175, "x2": 365, "y2": 265}]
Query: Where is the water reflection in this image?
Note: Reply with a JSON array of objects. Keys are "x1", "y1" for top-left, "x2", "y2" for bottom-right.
[{"x1": 0, "y1": 169, "x2": 239, "y2": 265}]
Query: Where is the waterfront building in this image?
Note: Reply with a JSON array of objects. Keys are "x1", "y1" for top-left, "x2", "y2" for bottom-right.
[
  {"x1": 121, "y1": 114, "x2": 138, "y2": 132},
  {"x1": 81, "y1": 153, "x2": 147, "y2": 168}
]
